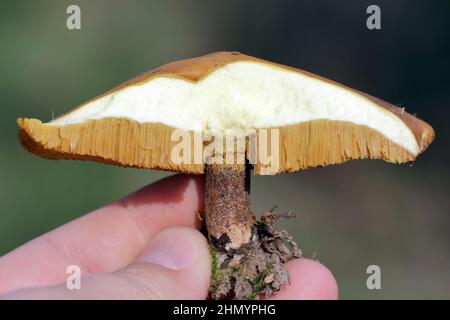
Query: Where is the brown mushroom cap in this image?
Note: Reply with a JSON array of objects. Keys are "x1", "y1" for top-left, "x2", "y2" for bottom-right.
[{"x1": 17, "y1": 51, "x2": 434, "y2": 174}]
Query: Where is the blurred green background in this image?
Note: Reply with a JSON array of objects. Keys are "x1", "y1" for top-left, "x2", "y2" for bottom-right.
[{"x1": 1, "y1": 0, "x2": 449, "y2": 299}]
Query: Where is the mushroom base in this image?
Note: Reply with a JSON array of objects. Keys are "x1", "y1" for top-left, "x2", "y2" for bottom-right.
[{"x1": 207, "y1": 208, "x2": 302, "y2": 300}]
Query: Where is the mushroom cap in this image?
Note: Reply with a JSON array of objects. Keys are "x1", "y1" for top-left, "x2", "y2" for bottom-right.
[{"x1": 18, "y1": 51, "x2": 434, "y2": 174}]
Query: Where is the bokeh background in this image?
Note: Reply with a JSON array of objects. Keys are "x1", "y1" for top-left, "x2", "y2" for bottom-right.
[{"x1": 1, "y1": 0, "x2": 449, "y2": 299}]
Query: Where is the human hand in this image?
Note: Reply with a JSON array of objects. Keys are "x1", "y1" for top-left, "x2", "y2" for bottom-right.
[{"x1": 0, "y1": 175, "x2": 338, "y2": 299}]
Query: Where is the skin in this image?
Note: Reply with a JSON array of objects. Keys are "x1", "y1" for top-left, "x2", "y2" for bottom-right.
[{"x1": 0, "y1": 175, "x2": 338, "y2": 300}]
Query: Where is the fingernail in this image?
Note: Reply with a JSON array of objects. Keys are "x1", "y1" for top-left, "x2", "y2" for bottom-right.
[{"x1": 138, "y1": 227, "x2": 200, "y2": 270}]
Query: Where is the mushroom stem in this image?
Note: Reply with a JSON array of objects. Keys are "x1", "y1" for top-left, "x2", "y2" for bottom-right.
[{"x1": 204, "y1": 163, "x2": 256, "y2": 250}]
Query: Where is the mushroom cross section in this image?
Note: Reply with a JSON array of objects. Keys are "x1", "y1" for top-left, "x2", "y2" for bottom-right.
[
  {"x1": 17, "y1": 51, "x2": 435, "y2": 300},
  {"x1": 18, "y1": 51, "x2": 434, "y2": 175}
]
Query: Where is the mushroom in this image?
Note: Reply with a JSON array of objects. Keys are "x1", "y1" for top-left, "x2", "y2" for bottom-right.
[{"x1": 17, "y1": 51, "x2": 434, "y2": 299}]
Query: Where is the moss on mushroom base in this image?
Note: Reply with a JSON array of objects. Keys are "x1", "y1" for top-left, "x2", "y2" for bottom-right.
[{"x1": 207, "y1": 207, "x2": 302, "y2": 300}]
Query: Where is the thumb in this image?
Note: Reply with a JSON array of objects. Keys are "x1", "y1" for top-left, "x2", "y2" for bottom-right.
[
  {"x1": 120, "y1": 226, "x2": 212, "y2": 299},
  {"x1": 4, "y1": 227, "x2": 212, "y2": 300},
  {"x1": 110, "y1": 226, "x2": 212, "y2": 299}
]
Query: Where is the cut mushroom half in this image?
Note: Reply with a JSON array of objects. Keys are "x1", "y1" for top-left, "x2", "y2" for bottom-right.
[
  {"x1": 18, "y1": 51, "x2": 434, "y2": 175},
  {"x1": 17, "y1": 51, "x2": 435, "y2": 300}
]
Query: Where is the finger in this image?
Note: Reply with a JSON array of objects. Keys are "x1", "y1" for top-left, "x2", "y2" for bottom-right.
[
  {"x1": 0, "y1": 174, "x2": 205, "y2": 294},
  {"x1": 2, "y1": 227, "x2": 211, "y2": 300},
  {"x1": 268, "y1": 259, "x2": 338, "y2": 300}
]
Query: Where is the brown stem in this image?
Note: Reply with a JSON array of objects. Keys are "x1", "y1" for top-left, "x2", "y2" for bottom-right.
[{"x1": 204, "y1": 163, "x2": 256, "y2": 250}]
